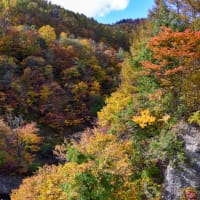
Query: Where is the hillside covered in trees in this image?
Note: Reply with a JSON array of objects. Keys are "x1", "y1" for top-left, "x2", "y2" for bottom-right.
[
  {"x1": 0, "y1": 0, "x2": 200, "y2": 199},
  {"x1": 0, "y1": 0, "x2": 135, "y2": 49},
  {"x1": 0, "y1": 0, "x2": 141, "y2": 156}
]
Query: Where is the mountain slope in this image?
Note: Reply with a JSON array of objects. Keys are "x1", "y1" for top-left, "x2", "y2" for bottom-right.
[{"x1": 0, "y1": 0, "x2": 132, "y2": 50}]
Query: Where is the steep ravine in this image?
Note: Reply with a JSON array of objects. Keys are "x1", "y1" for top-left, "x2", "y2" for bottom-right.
[
  {"x1": 1, "y1": 121, "x2": 200, "y2": 200},
  {"x1": 162, "y1": 121, "x2": 200, "y2": 199}
]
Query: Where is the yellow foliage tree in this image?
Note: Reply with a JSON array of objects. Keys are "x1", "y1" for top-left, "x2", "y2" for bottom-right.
[
  {"x1": 97, "y1": 58, "x2": 139, "y2": 134},
  {"x1": 11, "y1": 164, "x2": 69, "y2": 200},
  {"x1": 40, "y1": 85, "x2": 52, "y2": 101},
  {"x1": 89, "y1": 81, "x2": 101, "y2": 96},
  {"x1": 98, "y1": 89, "x2": 132, "y2": 127},
  {"x1": 132, "y1": 109, "x2": 156, "y2": 128},
  {"x1": 188, "y1": 111, "x2": 200, "y2": 125},
  {"x1": 11, "y1": 129, "x2": 139, "y2": 200},
  {"x1": 1, "y1": 0, "x2": 16, "y2": 8},
  {"x1": 80, "y1": 38, "x2": 92, "y2": 49},
  {"x1": 38, "y1": 25, "x2": 56, "y2": 44}
]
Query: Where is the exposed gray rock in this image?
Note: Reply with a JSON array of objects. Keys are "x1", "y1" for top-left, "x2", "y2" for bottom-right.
[{"x1": 162, "y1": 121, "x2": 200, "y2": 200}]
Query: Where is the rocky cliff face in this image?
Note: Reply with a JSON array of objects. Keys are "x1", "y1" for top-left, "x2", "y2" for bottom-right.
[{"x1": 162, "y1": 121, "x2": 200, "y2": 199}]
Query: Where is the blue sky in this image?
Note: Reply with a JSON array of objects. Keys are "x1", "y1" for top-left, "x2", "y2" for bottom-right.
[
  {"x1": 50, "y1": 0, "x2": 155, "y2": 24},
  {"x1": 96, "y1": 0, "x2": 155, "y2": 24}
]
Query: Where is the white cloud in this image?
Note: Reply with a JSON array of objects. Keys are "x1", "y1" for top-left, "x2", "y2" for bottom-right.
[{"x1": 49, "y1": 0, "x2": 130, "y2": 17}]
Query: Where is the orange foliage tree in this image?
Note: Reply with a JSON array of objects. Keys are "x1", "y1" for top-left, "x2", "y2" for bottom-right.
[
  {"x1": 0, "y1": 117, "x2": 42, "y2": 173},
  {"x1": 142, "y1": 27, "x2": 200, "y2": 111},
  {"x1": 142, "y1": 27, "x2": 200, "y2": 77}
]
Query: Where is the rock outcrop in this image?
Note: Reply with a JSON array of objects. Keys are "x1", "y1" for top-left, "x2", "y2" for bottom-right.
[{"x1": 162, "y1": 121, "x2": 200, "y2": 199}]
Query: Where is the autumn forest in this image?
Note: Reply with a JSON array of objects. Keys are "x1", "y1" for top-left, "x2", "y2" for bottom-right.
[{"x1": 0, "y1": 0, "x2": 200, "y2": 199}]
